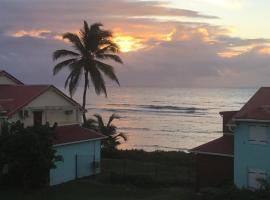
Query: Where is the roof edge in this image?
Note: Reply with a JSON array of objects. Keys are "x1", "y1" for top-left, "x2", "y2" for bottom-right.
[
  {"x1": 190, "y1": 150, "x2": 234, "y2": 157},
  {"x1": 233, "y1": 118, "x2": 270, "y2": 123},
  {"x1": 0, "y1": 70, "x2": 24, "y2": 85},
  {"x1": 53, "y1": 136, "x2": 107, "y2": 147}
]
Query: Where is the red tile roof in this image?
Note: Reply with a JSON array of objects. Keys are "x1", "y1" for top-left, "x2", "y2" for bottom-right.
[
  {"x1": 0, "y1": 70, "x2": 24, "y2": 85},
  {"x1": 0, "y1": 85, "x2": 82, "y2": 117},
  {"x1": 191, "y1": 135, "x2": 234, "y2": 157},
  {"x1": 0, "y1": 85, "x2": 50, "y2": 116},
  {"x1": 234, "y1": 87, "x2": 270, "y2": 121},
  {"x1": 54, "y1": 124, "x2": 106, "y2": 145}
]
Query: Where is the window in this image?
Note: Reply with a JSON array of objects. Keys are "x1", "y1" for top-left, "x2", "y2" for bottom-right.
[
  {"x1": 248, "y1": 169, "x2": 267, "y2": 190},
  {"x1": 249, "y1": 126, "x2": 267, "y2": 144},
  {"x1": 33, "y1": 111, "x2": 43, "y2": 125}
]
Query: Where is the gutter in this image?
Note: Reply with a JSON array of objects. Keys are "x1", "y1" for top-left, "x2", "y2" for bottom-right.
[
  {"x1": 191, "y1": 150, "x2": 234, "y2": 158},
  {"x1": 233, "y1": 118, "x2": 270, "y2": 123},
  {"x1": 53, "y1": 136, "x2": 107, "y2": 147}
]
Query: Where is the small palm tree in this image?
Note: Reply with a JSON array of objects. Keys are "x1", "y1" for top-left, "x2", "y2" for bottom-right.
[
  {"x1": 84, "y1": 113, "x2": 127, "y2": 151},
  {"x1": 52, "y1": 21, "x2": 122, "y2": 122}
]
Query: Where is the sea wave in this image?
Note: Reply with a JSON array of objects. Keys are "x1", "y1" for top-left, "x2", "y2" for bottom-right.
[
  {"x1": 98, "y1": 103, "x2": 208, "y2": 114},
  {"x1": 89, "y1": 108, "x2": 206, "y2": 115}
]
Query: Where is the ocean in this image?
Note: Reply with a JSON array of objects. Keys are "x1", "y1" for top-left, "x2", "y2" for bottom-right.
[{"x1": 73, "y1": 87, "x2": 257, "y2": 151}]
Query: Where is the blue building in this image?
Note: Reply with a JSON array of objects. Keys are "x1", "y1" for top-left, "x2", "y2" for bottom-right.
[
  {"x1": 233, "y1": 87, "x2": 270, "y2": 189},
  {"x1": 192, "y1": 87, "x2": 270, "y2": 190}
]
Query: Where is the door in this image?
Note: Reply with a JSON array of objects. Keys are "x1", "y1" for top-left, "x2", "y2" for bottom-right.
[
  {"x1": 33, "y1": 111, "x2": 43, "y2": 125},
  {"x1": 248, "y1": 169, "x2": 267, "y2": 190}
]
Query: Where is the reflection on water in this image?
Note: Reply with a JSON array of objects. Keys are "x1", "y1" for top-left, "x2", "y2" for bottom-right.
[{"x1": 72, "y1": 87, "x2": 256, "y2": 151}]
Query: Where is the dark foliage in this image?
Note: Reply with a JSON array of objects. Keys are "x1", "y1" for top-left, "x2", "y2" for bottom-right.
[
  {"x1": 0, "y1": 121, "x2": 61, "y2": 188},
  {"x1": 84, "y1": 113, "x2": 127, "y2": 151},
  {"x1": 198, "y1": 185, "x2": 270, "y2": 200},
  {"x1": 99, "y1": 149, "x2": 196, "y2": 187},
  {"x1": 102, "y1": 149, "x2": 195, "y2": 167}
]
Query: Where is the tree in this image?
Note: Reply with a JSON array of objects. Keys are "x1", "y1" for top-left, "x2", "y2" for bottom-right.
[
  {"x1": 84, "y1": 113, "x2": 127, "y2": 151},
  {"x1": 0, "y1": 121, "x2": 61, "y2": 188},
  {"x1": 52, "y1": 21, "x2": 122, "y2": 122}
]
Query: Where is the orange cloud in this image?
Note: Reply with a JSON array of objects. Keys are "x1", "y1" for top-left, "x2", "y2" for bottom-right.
[
  {"x1": 10, "y1": 29, "x2": 51, "y2": 39},
  {"x1": 257, "y1": 47, "x2": 270, "y2": 55}
]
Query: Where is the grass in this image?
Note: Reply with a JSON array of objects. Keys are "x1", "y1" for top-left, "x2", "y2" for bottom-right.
[
  {"x1": 0, "y1": 150, "x2": 197, "y2": 200},
  {"x1": 0, "y1": 180, "x2": 195, "y2": 200},
  {"x1": 100, "y1": 149, "x2": 195, "y2": 187}
]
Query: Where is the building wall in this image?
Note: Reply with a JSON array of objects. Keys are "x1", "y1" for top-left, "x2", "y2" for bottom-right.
[
  {"x1": 0, "y1": 75, "x2": 18, "y2": 85},
  {"x1": 234, "y1": 122, "x2": 270, "y2": 188},
  {"x1": 9, "y1": 88, "x2": 82, "y2": 126},
  {"x1": 196, "y1": 154, "x2": 233, "y2": 189},
  {"x1": 50, "y1": 140, "x2": 101, "y2": 186}
]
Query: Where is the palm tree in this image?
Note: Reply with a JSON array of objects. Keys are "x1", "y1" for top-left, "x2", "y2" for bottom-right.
[
  {"x1": 84, "y1": 113, "x2": 127, "y2": 151},
  {"x1": 52, "y1": 21, "x2": 122, "y2": 122}
]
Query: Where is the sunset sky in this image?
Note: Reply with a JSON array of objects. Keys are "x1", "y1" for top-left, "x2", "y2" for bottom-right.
[{"x1": 1, "y1": 0, "x2": 270, "y2": 88}]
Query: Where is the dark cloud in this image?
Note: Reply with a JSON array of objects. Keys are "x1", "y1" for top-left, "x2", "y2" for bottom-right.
[
  {"x1": 0, "y1": 0, "x2": 270, "y2": 89},
  {"x1": 0, "y1": 0, "x2": 217, "y2": 31}
]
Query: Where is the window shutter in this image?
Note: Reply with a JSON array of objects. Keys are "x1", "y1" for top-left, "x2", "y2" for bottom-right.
[{"x1": 249, "y1": 126, "x2": 267, "y2": 144}]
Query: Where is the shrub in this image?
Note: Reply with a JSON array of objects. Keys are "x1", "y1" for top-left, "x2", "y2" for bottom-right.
[{"x1": 0, "y1": 121, "x2": 61, "y2": 188}]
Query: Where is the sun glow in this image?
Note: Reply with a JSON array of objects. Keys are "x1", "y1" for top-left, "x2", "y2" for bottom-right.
[
  {"x1": 258, "y1": 47, "x2": 270, "y2": 55},
  {"x1": 113, "y1": 35, "x2": 144, "y2": 52}
]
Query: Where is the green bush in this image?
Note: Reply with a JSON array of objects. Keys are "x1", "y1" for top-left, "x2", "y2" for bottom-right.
[{"x1": 0, "y1": 121, "x2": 61, "y2": 188}]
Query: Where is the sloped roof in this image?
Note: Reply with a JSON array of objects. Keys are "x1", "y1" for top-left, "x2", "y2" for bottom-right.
[
  {"x1": 0, "y1": 85, "x2": 82, "y2": 117},
  {"x1": 220, "y1": 110, "x2": 238, "y2": 131},
  {"x1": 0, "y1": 70, "x2": 24, "y2": 85},
  {"x1": 234, "y1": 87, "x2": 270, "y2": 121},
  {"x1": 190, "y1": 135, "x2": 234, "y2": 157},
  {"x1": 54, "y1": 124, "x2": 106, "y2": 146}
]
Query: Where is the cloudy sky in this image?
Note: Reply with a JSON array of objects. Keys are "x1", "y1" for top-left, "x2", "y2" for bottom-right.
[{"x1": 1, "y1": 0, "x2": 270, "y2": 88}]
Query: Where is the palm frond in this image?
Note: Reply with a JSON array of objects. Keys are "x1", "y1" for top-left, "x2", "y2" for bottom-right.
[
  {"x1": 93, "y1": 114, "x2": 105, "y2": 129},
  {"x1": 90, "y1": 23, "x2": 104, "y2": 33},
  {"x1": 95, "y1": 60, "x2": 120, "y2": 86},
  {"x1": 53, "y1": 58, "x2": 77, "y2": 75},
  {"x1": 80, "y1": 21, "x2": 90, "y2": 49},
  {"x1": 96, "y1": 53, "x2": 123, "y2": 64},
  {"x1": 83, "y1": 118, "x2": 98, "y2": 130},
  {"x1": 88, "y1": 65, "x2": 107, "y2": 96},
  {"x1": 99, "y1": 39, "x2": 119, "y2": 48},
  {"x1": 115, "y1": 132, "x2": 128, "y2": 142},
  {"x1": 107, "y1": 113, "x2": 120, "y2": 127},
  {"x1": 63, "y1": 33, "x2": 85, "y2": 54},
  {"x1": 52, "y1": 49, "x2": 79, "y2": 61},
  {"x1": 64, "y1": 61, "x2": 83, "y2": 96},
  {"x1": 68, "y1": 68, "x2": 82, "y2": 97},
  {"x1": 96, "y1": 43, "x2": 120, "y2": 54}
]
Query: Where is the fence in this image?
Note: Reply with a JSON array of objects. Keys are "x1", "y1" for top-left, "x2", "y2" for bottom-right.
[{"x1": 99, "y1": 158, "x2": 194, "y2": 186}]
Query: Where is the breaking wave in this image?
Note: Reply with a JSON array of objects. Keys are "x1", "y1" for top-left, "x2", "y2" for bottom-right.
[{"x1": 100, "y1": 103, "x2": 208, "y2": 114}]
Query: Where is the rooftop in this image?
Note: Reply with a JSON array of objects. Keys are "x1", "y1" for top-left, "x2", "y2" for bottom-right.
[
  {"x1": 0, "y1": 70, "x2": 24, "y2": 85},
  {"x1": 54, "y1": 124, "x2": 106, "y2": 146},
  {"x1": 190, "y1": 135, "x2": 234, "y2": 157},
  {"x1": 234, "y1": 87, "x2": 270, "y2": 121},
  {"x1": 0, "y1": 85, "x2": 82, "y2": 117}
]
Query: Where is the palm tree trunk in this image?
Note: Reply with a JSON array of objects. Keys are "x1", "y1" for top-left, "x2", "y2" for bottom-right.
[{"x1": 82, "y1": 72, "x2": 88, "y2": 123}]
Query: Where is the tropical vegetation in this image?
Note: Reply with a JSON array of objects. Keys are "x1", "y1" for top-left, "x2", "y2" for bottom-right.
[
  {"x1": 52, "y1": 21, "x2": 123, "y2": 122},
  {"x1": 84, "y1": 113, "x2": 127, "y2": 151},
  {"x1": 0, "y1": 121, "x2": 61, "y2": 188}
]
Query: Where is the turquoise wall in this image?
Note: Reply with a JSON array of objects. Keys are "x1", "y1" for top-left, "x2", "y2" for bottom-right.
[
  {"x1": 50, "y1": 140, "x2": 101, "y2": 186},
  {"x1": 234, "y1": 122, "x2": 270, "y2": 188}
]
